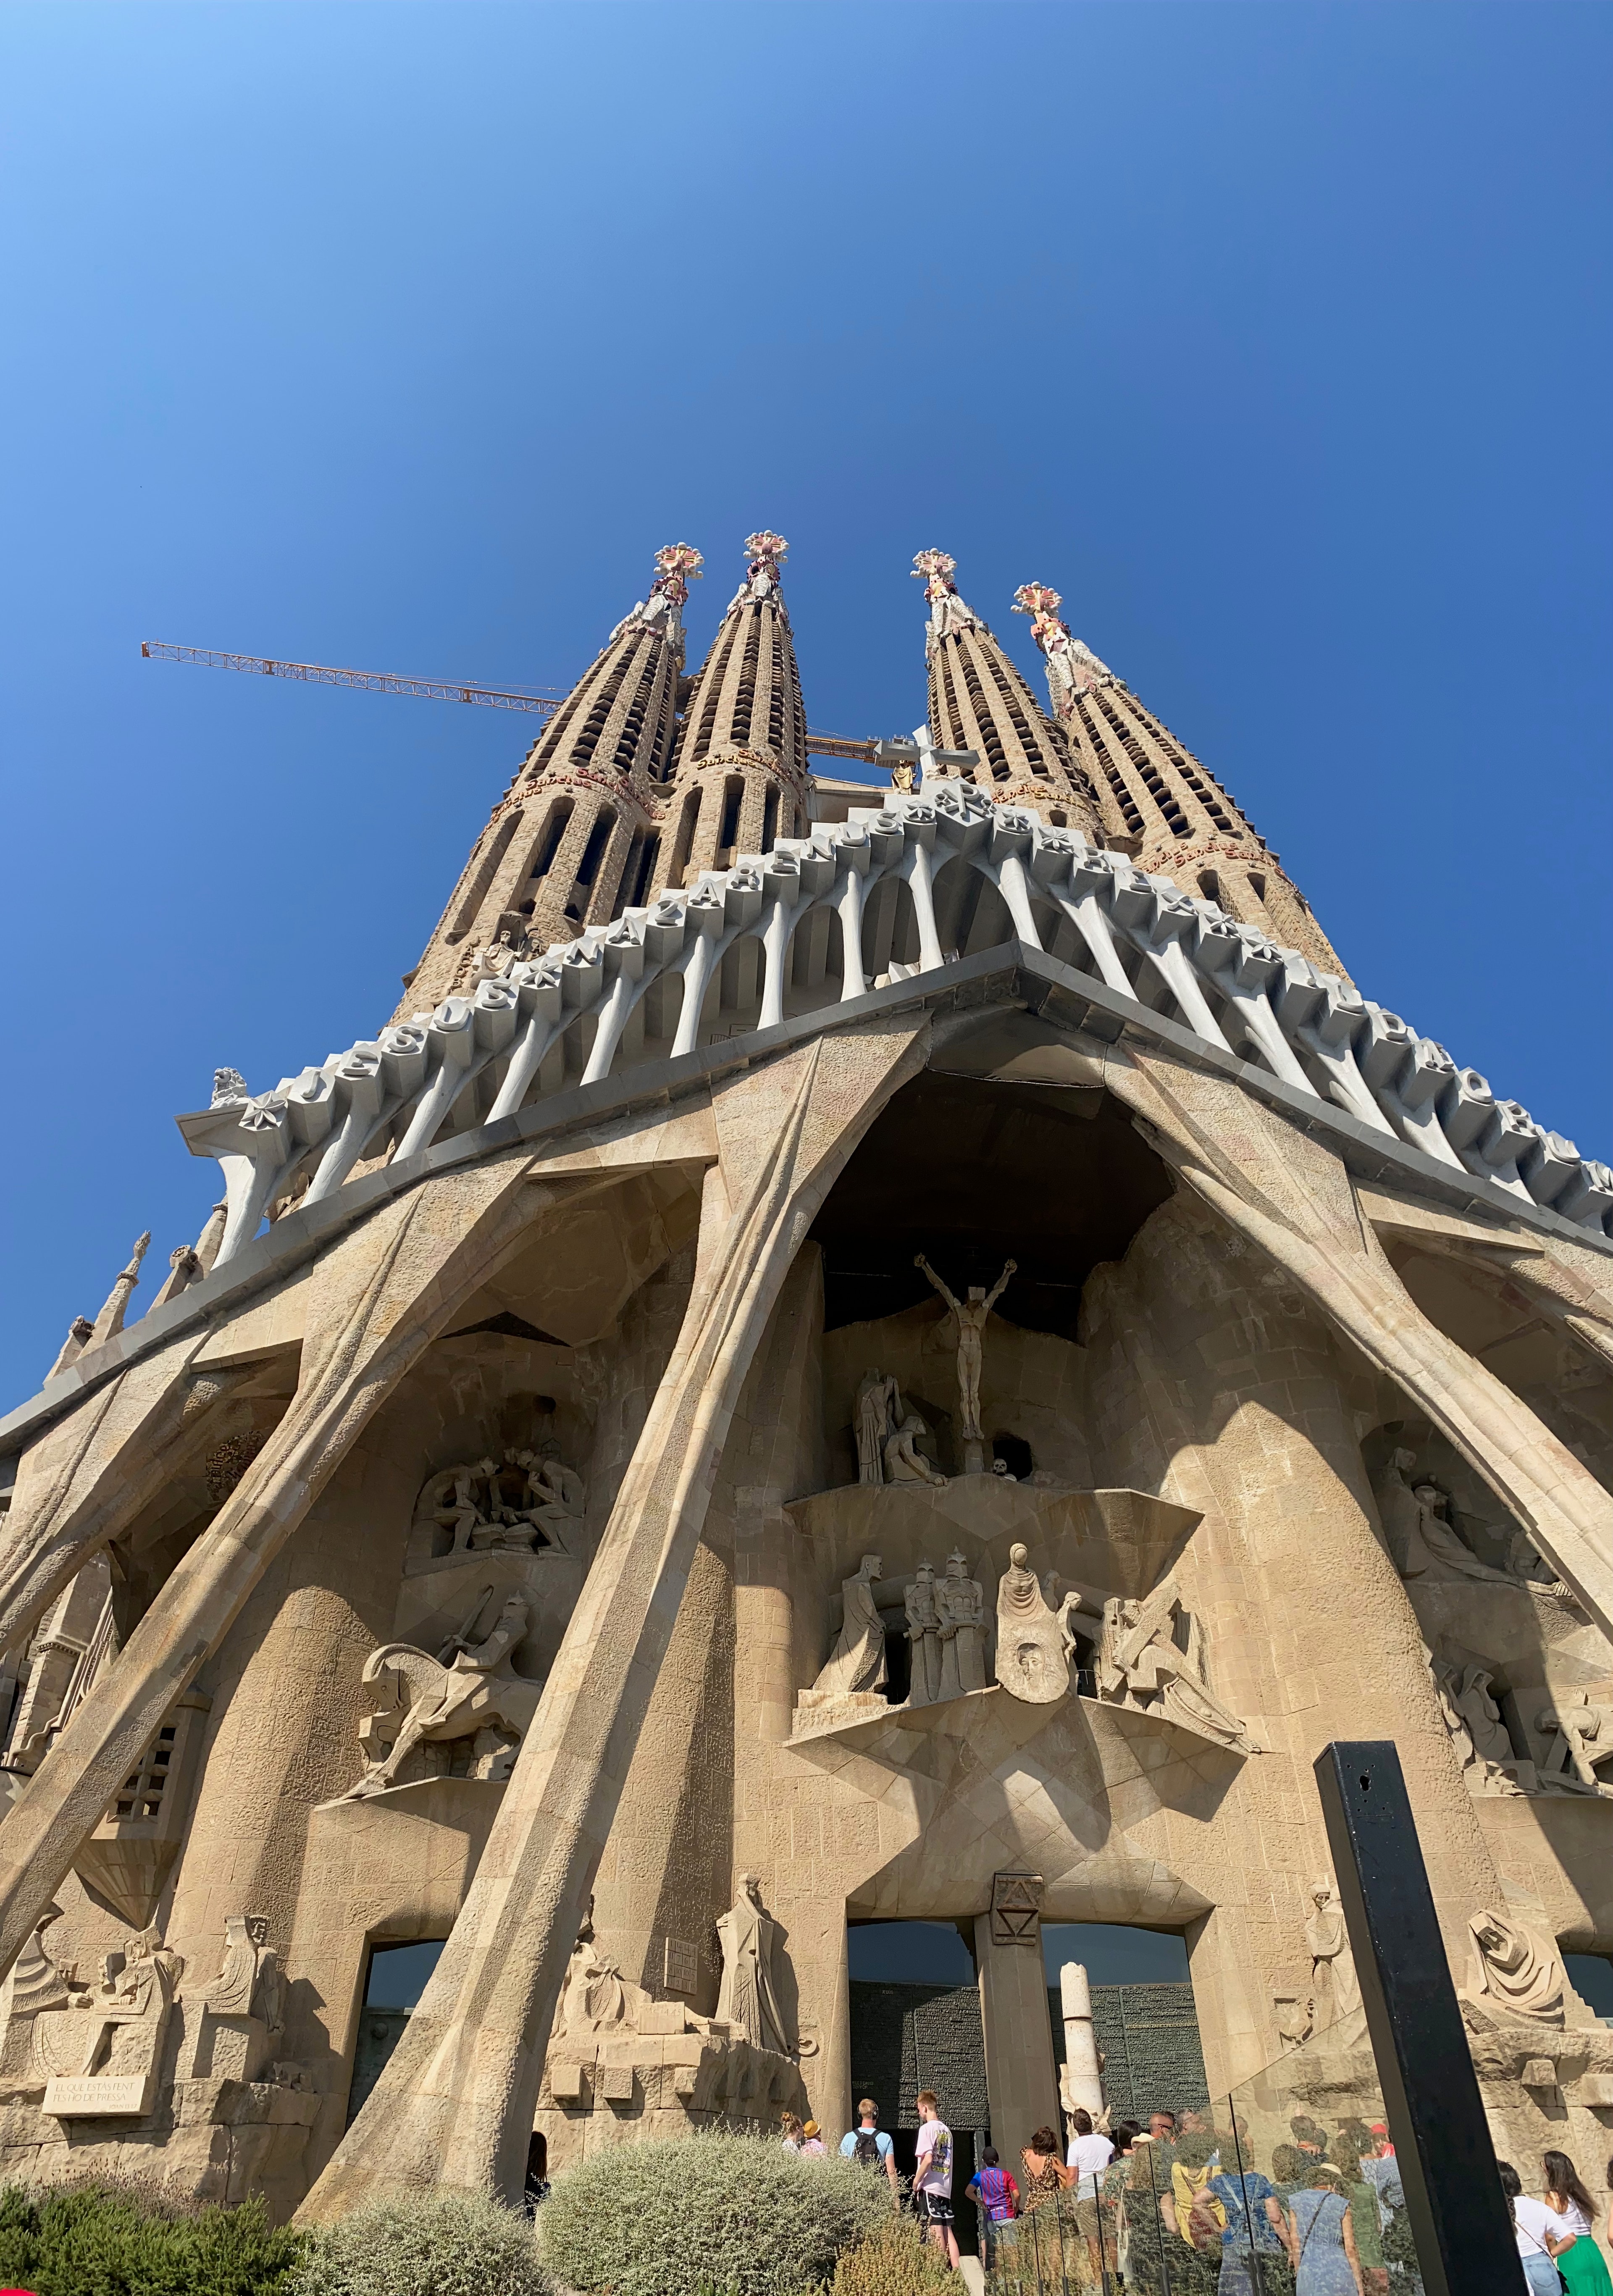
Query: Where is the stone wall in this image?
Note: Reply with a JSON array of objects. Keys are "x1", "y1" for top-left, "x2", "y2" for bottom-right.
[{"x1": 1085, "y1": 1983, "x2": 1210, "y2": 2125}]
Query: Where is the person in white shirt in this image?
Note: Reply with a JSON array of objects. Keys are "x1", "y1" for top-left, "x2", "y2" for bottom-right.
[
  {"x1": 914, "y1": 2088, "x2": 959, "y2": 2270},
  {"x1": 1500, "y1": 2160, "x2": 1560, "y2": 2296},
  {"x1": 1067, "y1": 2108, "x2": 1116, "y2": 2283},
  {"x1": 1541, "y1": 2151, "x2": 1611, "y2": 2296}
]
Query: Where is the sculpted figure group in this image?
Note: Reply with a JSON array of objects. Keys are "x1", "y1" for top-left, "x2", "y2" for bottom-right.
[{"x1": 415, "y1": 1446, "x2": 584, "y2": 1558}]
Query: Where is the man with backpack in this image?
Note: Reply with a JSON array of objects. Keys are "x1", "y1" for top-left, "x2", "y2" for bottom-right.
[{"x1": 840, "y1": 2099, "x2": 900, "y2": 2198}]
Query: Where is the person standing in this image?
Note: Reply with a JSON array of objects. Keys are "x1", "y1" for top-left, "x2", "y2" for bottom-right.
[
  {"x1": 799, "y1": 2119, "x2": 827, "y2": 2159},
  {"x1": 1499, "y1": 2161, "x2": 1560, "y2": 2296},
  {"x1": 840, "y1": 2098, "x2": 900, "y2": 2200},
  {"x1": 915, "y1": 2088, "x2": 961, "y2": 2270},
  {"x1": 1544, "y1": 2151, "x2": 1613, "y2": 2296},
  {"x1": 1287, "y1": 2163, "x2": 1365, "y2": 2296},
  {"x1": 1067, "y1": 2107, "x2": 1116, "y2": 2285},
  {"x1": 967, "y1": 2148, "x2": 1020, "y2": 2274},
  {"x1": 780, "y1": 2112, "x2": 804, "y2": 2152}
]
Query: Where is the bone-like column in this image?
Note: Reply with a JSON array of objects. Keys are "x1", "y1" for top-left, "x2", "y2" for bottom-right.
[
  {"x1": 299, "y1": 1015, "x2": 929, "y2": 2219},
  {"x1": 1105, "y1": 1043, "x2": 1613, "y2": 1636},
  {"x1": 0, "y1": 1154, "x2": 596, "y2": 1981},
  {"x1": 1059, "y1": 1960, "x2": 1103, "y2": 2121},
  {"x1": 0, "y1": 1346, "x2": 257, "y2": 1663}
]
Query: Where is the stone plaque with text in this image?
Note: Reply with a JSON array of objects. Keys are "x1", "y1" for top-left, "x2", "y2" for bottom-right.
[{"x1": 43, "y1": 2073, "x2": 156, "y2": 2118}]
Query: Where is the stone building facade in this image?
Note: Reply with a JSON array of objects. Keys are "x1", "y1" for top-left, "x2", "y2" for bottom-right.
[{"x1": 0, "y1": 539, "x2": 1610, "y2": 2222}]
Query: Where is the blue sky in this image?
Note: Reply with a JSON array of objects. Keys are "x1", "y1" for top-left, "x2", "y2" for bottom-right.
[{"x1": 1, "y1": 2, "x2": 1608, "y2": 1402}]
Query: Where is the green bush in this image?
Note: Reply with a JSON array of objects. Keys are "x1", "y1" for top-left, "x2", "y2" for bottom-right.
[
  {"x1": 289, "y1": 2190, "x2": 547, "y2": 2296},
  {"x1": 540, "y1": 2130, "x2": 895, "y2": 2296},
  {"x1": 832, "y1": 2216, "x2": 956, "y2": 2296},
  {"x1": 0, "y1": 2180, "x2": 305, "y2": 2296}
]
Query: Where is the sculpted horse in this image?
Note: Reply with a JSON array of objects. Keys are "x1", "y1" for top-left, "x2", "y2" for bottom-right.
[{"x1": 347, "y1": 1599, "x2": 543, "y2": 1799}]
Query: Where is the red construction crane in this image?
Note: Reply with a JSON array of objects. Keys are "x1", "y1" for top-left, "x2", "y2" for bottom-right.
[{"x1": 141, "y1": 639, "x2": 887, "y2": 765}]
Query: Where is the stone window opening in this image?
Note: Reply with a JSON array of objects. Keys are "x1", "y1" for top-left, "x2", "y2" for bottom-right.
[
  {"x1": 1198, "y1": 870, "x2": 1222, "y2": 904},
  {"x1": 569, "y1": 646, "x2": 638, "y2": 767},
  {"x1": 445, "y1": 812, "x2": 521, "y2": 944},
  {"x1": 762, "y1": 785, "x2": 780, "y2": 849},
  {"x1": 668, "y1": 788, "x2": 702, "y2": 888},
  {"x1": 526, "y1": 798, "x2": 574, "y2": 888},
  {"x1": 113, "y1": 1724, "x2": 175, "y2": 1822},
  {"x1": 625, "y1": 829, "x2": 660, "y2": 909},
  {"x1": 610, "y1": 646, "x2": 662, "y2": 773},
  {"x1": 565, "y1": 809, "x2": 616, "y2": 923},
  {"x1": 731, "y1": 609, "x2": 764, "y2": 750},
  {"x1": 716, "y1": 776, "x2": 744, "y2": 865},
  {"x1": 1248, "y1": 870, "x2": 1268, "y2": 903},
  {"x1": 955, "y1": 648, "x2": 1009, "y2": 779}
]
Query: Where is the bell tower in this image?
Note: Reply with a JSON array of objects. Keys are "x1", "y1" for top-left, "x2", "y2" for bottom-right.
[
  {"x1": 400, "y1": 544, "x2": 701, "y2": 1012},
  {"x1": 913, "y1": 550, "x2": 1101, "y2": 833},
  {"x1": 1014, "y1": 580, "x2": 1348, "y2": 978},
  {"x1": 653, "y1": 531, "x2": 811, "y2": 893}
]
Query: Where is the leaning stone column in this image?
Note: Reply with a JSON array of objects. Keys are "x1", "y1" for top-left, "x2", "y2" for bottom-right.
[
  {"x1": 0, "y1": 1152, "x2": 594, "y2": 1979},
  {"x1": 1104, "y1": 1043, "x2": 1613, "y2": 1634},
  {"x1": 300, "y1": 1016, "x2": 929, "y2": 2218},
  {"x1": 0, "y1": 1340, "x2": 260, "y2": 1662}
]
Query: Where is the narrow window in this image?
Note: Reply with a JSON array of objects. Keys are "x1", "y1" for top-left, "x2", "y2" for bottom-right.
[
  {"x1": 762, "y1": 786, "x2": 780, "y2": 848},
  {"x1": 1248, "y1": 870, "x2": 1268, "y2": 902},
  {"x1": 717, "y1": 775, "x2": 743, "y2": 862},
  {"x1": 668, "y1": 788, "x2": 701, "y2": 888},
  {"x1": 1198, "y1": 871, "x2": 1221, "y2": 904},
  {"x1": 1050, "y1": 808, "x2": 1067, "y2": 828},
  {"x1": 529, "y1": 799, "x2": 573, "y2": 882},
  {"x1": 565, "y1": 807, "x2": 615, "y2": 922},
  {"x1": 628, "y1": 831, "x2": 660, "y2": 907}
]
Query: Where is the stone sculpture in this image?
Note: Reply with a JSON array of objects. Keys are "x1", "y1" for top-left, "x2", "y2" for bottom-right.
[
  {"x1": 914, "y1": 1253, "x2": 1016, "y2": 1472},
  {"x1": 808, "y1": 1555, "x2": 886, "y2": 1698},
  {"x1": 716, "y1": 1875, "x2": 792, "y2": 2056},
  {"x1": 1464, "y1": 1908, "x2": 1569, "y2": 2026},
  {"x1": 1374, "y1": 1450, "x2": 1520, "y2": 1585},
  {"x1": 1430, "y1": 1650, "x2": 1523, "y2": 1796},
  {"x1": 994, "y1": 1544, "x2": 1070, "y2": 1704},
  {"x1": 412, "y1": 1449, "x2": 584, "y2": 1561},
  {"x1": 935, "y1": 1551, "x2": 986, "y2": 1699},
  {"x1": 885, "y1": 1411, "x2": 947, "y2": 1487},
  {"x1": 1537, "y1": 1694, "x2": 1613, "y2": 1794},
  {"x1": 186, "y1": 1911, "x2": 287, "y2": 2082},
  {"x1": 1096, "y1": 1583, "x2": 1261, "y2": 1753},
  {"x1": 34, "y1": 1923, "x2": 183, "y2": 2117},
  {"x1": 904, "y1": 1564, "x2": 943, "y2": 1705},
  {"x1": 552, "y1": 1901, "x2": 647, "y2": 2041},
  {"x1": 1305, "y1": 1882, "x2": 1366, "y2": 2045},
  {"x1": 344, "y1": 1591, "x2": 540, "y2": 1799},
  {"x1": 855, "y1": 1372, "x2": 901, "y2": 1485}
]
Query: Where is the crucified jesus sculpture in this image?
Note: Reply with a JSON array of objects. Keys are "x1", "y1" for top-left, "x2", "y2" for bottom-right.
[{"x1": 914, "y1": 1254, "x2": 1016, "y2": 1448}]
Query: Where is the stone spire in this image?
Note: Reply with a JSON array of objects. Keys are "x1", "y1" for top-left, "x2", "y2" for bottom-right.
[
  {"x1": 913, "y1": 552, "x2": 1100, "y2": 832},
  {"x1": 400, "y1": 545, "x2": 703, "y2": 1012},
  {"x1": 1014, "y1": 580, "x2": 1348, "y2": 978},
  {"x1": 654, "y1": 532, "x2": 812, "y2": 891}
]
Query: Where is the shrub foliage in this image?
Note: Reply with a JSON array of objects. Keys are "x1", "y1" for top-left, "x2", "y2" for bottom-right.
[
  {"x1": 540, "y1": 2131, "x2": 895, "y2": 2296},
  {"x1": 289, "y1": 2189, "x2": 548, "y2": 2296},
  {"x1": 833, "y1": 2217, "x2": 958, "y2": 2296},
  {"x1": 0, "y1": 2180, "x2": 305, "y2": 2296}
]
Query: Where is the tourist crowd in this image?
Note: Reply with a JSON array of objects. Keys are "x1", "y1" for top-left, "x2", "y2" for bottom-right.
[{"x1": 784, "y1": 2092, "x2": 1613, "y2": 2296}]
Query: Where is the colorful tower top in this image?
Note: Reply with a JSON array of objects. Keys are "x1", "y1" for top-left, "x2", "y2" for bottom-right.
[
  {"x1": 913, "y1": 551, "x2": 1099, "y2": 828},
  {"x1": 1014, "y1": 575, "x2": 1346, "y2": 977}
]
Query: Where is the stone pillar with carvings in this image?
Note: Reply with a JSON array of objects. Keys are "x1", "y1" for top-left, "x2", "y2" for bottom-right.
[{"x1": 975, "y1": 1873, "x2": 1061, "y2": 2167}]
